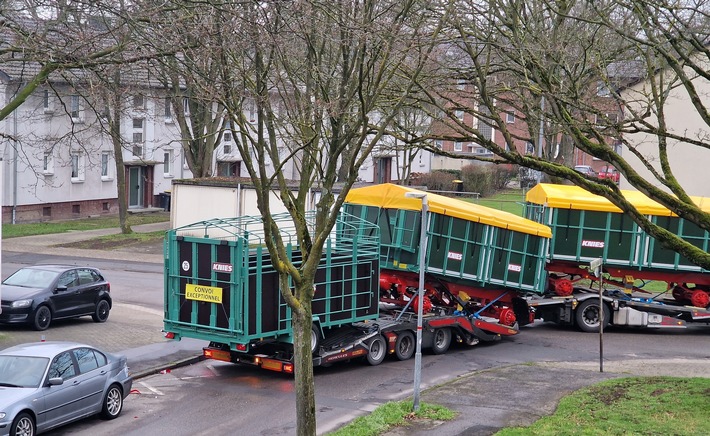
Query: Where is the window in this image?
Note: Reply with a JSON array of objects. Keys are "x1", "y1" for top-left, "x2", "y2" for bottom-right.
[
  {"x1": 48, "y1": 352, "x2": 76, "y2": 380},
  {"x1": 454, "y1": 141, "x2": 463, "y2": 152},
  {"x1": 133, "y1": 132, "x2": 143, "y2": 143},
  {"x1": 478, "y1": 106, "x2": 493, "y2": 141},
  {"x1": 224, "y1": 131, "x2": 232, "y2": 142},
  {"x1": 70, "y1": 95, "x2": 82, "y2": 121},
  {"x1": 132, "y1": 118, "x2": 144, "y2": 129},
  {"x1": 70, "y1": 153, "x2": 85, "y2": 181},
  {"x1": 101, "y1": 152, "x2": 112, "y2": 180},
  {"x1": 456, "y1": 80, "x2": 466, "y2": 90},
  {"x1": 132, "y1": 145, "x2": 143, "y2": 157},
  {"x1": 74, "y1": 348, "x2": 100, "y2": 374},
  {"x1": 164, "y1": 150, "x2": 173, "y2": 176},
  {"x1": 455, "y1": 109, "x2": 464, "y2": 121},
  {"x1": 164, "y1": 98, "x2": 172, "y2": 121},
  {"x1": 217, "y1": 161, "x2": 239, "y2": 177},
  {"x1": 247, "y1": 99, "x2": 256, "y2": 122},
  {"x1": 43, "y1": 207, "x2": 51, "y2": 217},
  {"x1": 43, "y1": 152, "x2": 54, "y2": 175},
  {"x1": 597, "y1": 81, "x2": 611, "y2": 97},
  {"x1": 133, "y1": 94, "x2": 145, "y2": 109},
  {"x1": 43, "y1": 90, "x2": 53, "y2": 113},
  {"x1": 223, "y1": 143, "x2": 232, "y2": 154},
  {"x1": 183, "y1": 97, "x2": 190, "y2": 116},
  {"x1": 434, "y1": 139, "x2": 443, "y2": 149},
  {"x1": 58, "y1": 270, "x2": 79, "y2": 287},
  {"x1": 506, "y1": 112, "x2": 515, "y2": 123}
]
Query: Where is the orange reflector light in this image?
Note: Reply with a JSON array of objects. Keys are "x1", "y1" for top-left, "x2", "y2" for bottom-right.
[
  {"x1": 204, "y1": 349, "x2": 231, "y2": 362},
  {"x1": 236, "y1": 343, "x2": 247, "y2": 352},
  {"x1": 261, "y1": 358, "x2": 283, "y2": 372},
  {"x1": 283, "y1": 363, "x2": 294, "y2": 374}
]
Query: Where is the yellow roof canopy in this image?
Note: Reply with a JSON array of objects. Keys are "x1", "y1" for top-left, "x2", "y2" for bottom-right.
[
  {"x1": 345, "y1": 183, "x2": 552, "y2": 238},
  {"x1": 525, "y1": 183, "x2": 710, "y2": 216}
]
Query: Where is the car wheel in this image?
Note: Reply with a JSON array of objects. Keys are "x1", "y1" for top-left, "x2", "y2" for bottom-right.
[
  {"x1": 92, "y1": 299, "x2": 111, "y2": 323},
  {"x1": 32, "y1": 306, "x2": 52, "y2": 331},
  {"x1": 100, "y1": 384, "x2": 123, "y2": 420},
  {"x1": 10, "y1": 412, "x2": 35, "y2": 436}
]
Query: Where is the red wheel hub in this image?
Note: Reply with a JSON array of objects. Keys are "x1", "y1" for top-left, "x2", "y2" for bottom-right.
[
  {"x1": 411, "y1": 295, "x2": 433, "y2": 314},
  {"x1": 552, "y1": 279, "x2": 574, "y2": 297},
  {"x1": 498, "y1": 308, "x2": 516, "y2": 326},
  {"x1": 690, "y1": 290, "x2": 710, "y2": 308}
]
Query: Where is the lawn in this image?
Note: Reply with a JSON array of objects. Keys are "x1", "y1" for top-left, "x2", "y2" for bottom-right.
[
  {"x1": 471, "y1": 189, "x2": 528, "y2": 216},
  {"x1": 1, "y1": 212, "x2": 170, "y2": 238}
]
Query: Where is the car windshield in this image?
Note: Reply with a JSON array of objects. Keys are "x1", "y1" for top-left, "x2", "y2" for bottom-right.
[
  {"x1": 0, "y1": 355, "x2": 50, "y2": 388},
  {"x1": 2, "y1": 268, "x2": 60, "y2": 288}
]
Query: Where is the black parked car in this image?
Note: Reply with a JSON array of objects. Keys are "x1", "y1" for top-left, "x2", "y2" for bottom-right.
[{"x1": 0, "y1": 265, "x2": 111, "y2": 331}]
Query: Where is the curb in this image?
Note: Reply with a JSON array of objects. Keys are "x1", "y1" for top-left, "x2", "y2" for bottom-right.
[{"x1": 132, "y1": 355, "x2": 205, "y2": 380}]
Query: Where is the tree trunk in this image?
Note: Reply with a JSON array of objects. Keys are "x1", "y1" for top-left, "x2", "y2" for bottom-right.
[{"x1": 292, "y1": 287, "x2": 316, "y2": 436}]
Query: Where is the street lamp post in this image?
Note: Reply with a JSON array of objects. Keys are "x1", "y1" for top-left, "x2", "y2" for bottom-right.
[{"x1": 404, "y1": 191, "x2": 428, "y2": 412}]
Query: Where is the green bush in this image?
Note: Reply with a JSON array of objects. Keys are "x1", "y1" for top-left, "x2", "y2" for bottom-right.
[
  {"x1": 461, "y1": 164, "x2": 517, "y2": 196},
  {"x1": 417, "y1": 170, "x2": 458, "y2": 191}
]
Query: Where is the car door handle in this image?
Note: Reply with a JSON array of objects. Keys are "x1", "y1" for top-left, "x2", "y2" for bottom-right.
[{"x1": 73, "y1": 380, "x2": 81, "y2": 385}]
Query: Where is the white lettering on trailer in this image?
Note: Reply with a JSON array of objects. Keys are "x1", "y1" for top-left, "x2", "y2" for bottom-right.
[
  {"x1": 448, "y1": 252, "x2": 463, "y2": 261},
  {"x1": 508, "y1": 264, "x2": 522, "y2": 272},
  {"x1": 581, "y1": 240, "x2": 605, "y2": 248},
  {"x1": 212, "y1": 262, "x2": 233, "y2": 273}
]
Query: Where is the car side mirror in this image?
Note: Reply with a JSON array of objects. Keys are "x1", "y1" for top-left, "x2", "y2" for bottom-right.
[
  {"x1": 55, "y1": 285, "x2": 68, "y2": 293},
  {"x1": 48, "y1": 377, "x2": 64, "y2": 386}
]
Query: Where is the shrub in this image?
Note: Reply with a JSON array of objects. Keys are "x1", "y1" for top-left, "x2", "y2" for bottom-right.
[
  {"x1": 460, "y1": 164, "x2": 517, "y2": 196},
  {"x1": 417, "y1": 170, "x2": 458, "y2": 191}
]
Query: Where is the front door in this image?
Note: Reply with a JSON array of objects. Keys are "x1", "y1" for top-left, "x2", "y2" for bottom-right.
[{"x1": 129, "y1": 166, "x2": 144, "y2": 208}]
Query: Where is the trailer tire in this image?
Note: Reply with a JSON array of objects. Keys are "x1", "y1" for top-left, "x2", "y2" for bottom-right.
[
  {"x1": 366, "y1": 335, "x2": 386, "y2": 366},
  {"x1": 431, "y1": 328, "x2": 451, "y2": 355},
  {"x1": 575, "y1": 299, "x2": 610, "y2": 333},
  {"x1": 394, "y1": 331, "x2": 415, "y2": 361},
  {"x1": 311, "y1": 323, "x2": 321, "y2": 354}
]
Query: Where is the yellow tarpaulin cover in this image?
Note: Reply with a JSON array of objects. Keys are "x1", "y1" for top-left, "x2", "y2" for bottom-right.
[
  {"x1": 345, "y1": 183, "x2": 552, "y2": 238},
  {"x1": 525, "y1": 183, "x2": 710, "y2": 216}
]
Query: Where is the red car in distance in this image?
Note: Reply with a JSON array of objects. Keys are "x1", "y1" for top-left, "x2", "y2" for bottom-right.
[{"x1": 598, "y1": 165, "x2": 620, "y2": 183}]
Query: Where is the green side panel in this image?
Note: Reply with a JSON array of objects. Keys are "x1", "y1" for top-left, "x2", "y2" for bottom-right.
[
  {"x1": 645, "y1": 216, "x2": 709, "y2": 271},
  {"x1": 427, "y1": 214, "x2": 486, "y2": 283},
  {"x1": 547, "y1": 208, "x2": 638, "y2": 266},
  {"x1": 486, "y1": 229, "x2": 548, "y2": 293},
  {"x1": 164, "y1": 211, "x2": 381, "y2": 348}
]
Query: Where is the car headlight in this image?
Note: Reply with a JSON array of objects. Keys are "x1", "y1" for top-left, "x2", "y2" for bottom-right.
[
  {"x1": 0, "y1": 412, "x2": 5, "y2": 419},
  {"x1": 11, "y1": 299, "x2": 33, "y2": 308}
]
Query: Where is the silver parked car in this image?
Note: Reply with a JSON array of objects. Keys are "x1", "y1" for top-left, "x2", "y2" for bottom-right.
[{"x1": 0, "y1": 342, "x2": 132, "y2": 436}]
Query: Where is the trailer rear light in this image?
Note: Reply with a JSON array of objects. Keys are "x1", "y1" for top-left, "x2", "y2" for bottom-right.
[
  {"x1": 204, "y1": 348, "x2": 232, "y2": 362},
  {"x1": 236, "y1": 343, "x2": 247, "y2": 352},
  {"x1": 164, "y1": 332, "x2": 175, "y2": 339},
  {"x1": 283, "y1": 363, "x2": 294, "y2": 374},
  {"x1": 261, "y1": 358, "x2": 284, "y2": 372}
]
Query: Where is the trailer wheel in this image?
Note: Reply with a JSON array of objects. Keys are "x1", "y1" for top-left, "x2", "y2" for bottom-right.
[
  {"x1": 575, "y1": 299, "x2": 610, "y2": 333},
  {"x1": 394, "y1": 331, "x2": 415, "y2": 361},
  {"x1": 431, "y1": 328, "x2": 451, "y2": 355},
  {"x1": 311, "y1": 324, "x2": 321, "y2": 354},
  {"x1": 366, "y1": 335, "x2": 386, "y2": 366}
]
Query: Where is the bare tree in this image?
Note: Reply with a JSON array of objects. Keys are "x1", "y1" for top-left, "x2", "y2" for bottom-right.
[
  {"x1": 414, "y1": 0, "x2": 710, "y2": 269},
  {"x1": 158, "y1": 0, "x2": 447, "y2": 433}
]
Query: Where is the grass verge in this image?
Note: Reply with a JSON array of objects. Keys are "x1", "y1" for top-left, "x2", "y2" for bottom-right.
[
  {"x1": 496, "y1": 376, "x2": 710, "y2": 436},
  {"x1": 328, "y1": 401, "x2": 456, "y2": 436},
  {"x1": 472, "y1": 189, "x2": 527, "y2": 216},
  {"x1": 58, "y1": 230, "x2": 166, "y2": 251},
  {"x1": 2, "y1": 213, "x2": 169, "y2": 238}
]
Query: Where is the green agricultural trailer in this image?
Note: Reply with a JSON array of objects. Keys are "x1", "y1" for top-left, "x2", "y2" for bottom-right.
[{"x1": 522, "y1": 183, "x2": 710, "y2": 332}]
